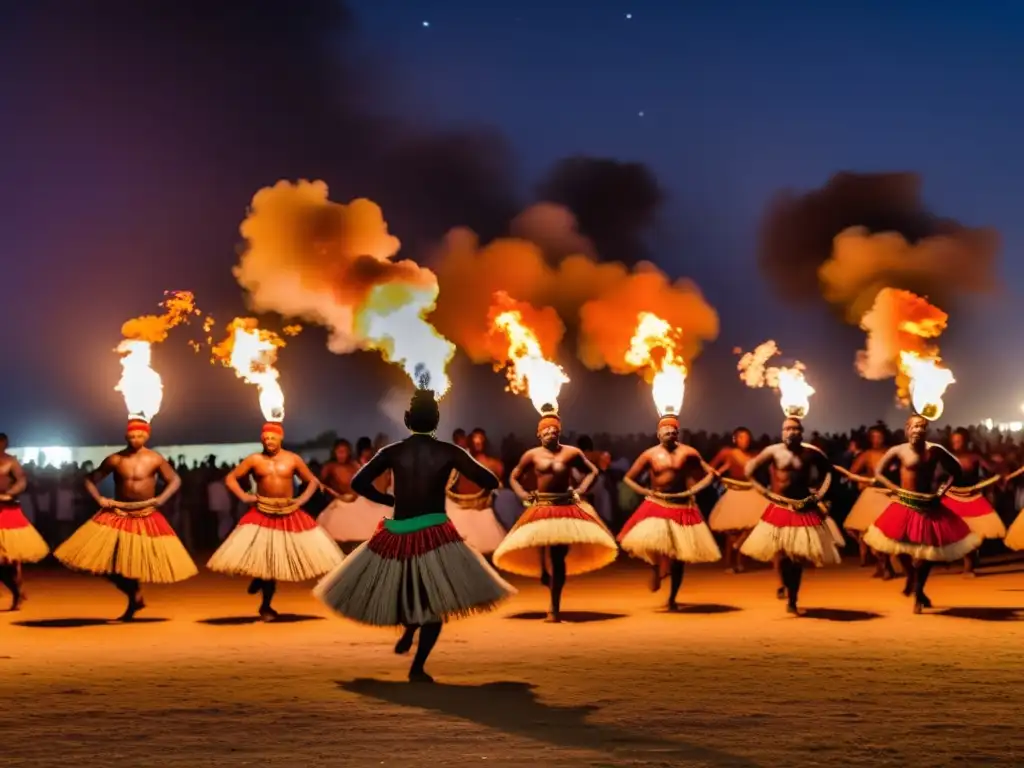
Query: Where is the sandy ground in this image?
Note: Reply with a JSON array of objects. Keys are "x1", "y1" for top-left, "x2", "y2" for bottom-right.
[{"x1": 3, "y1": 556, "x2": 1024, "y2": 768}]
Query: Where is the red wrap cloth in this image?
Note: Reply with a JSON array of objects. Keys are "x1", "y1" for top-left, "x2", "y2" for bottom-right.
[
  {"x1": 89, "y1": 509, "x2": 178, "y2": 536},
  {"x1": 365, "y1": 519, "x2": 464, "y2": 560},
  {"x1": 872, "y1": 500, "x2": 974, "y2": 549},
  {"x1": 759, "y1": 502, "x2": 826, "y2": 528},
  {"x1": 0, "y1": 502, "x2": 34, "y2": 531},
  {"x1": 942, "y1": 494, "x2": 996, "y2": 518},
  {"x1": 617, "y1": 497, "x2": 704, "y2": 542},
  {"x1": 237, "y1": 507, "x2": 318, "y2": 532}
]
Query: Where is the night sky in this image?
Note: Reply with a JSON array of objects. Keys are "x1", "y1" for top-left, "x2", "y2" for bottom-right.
[{"x1": 1, "y1": 1, "x2": 1022, "y2": 446}]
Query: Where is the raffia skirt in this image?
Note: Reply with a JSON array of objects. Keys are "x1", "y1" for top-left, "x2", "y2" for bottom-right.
[
  {"x1": 740, "y1": 502, "x2": 843, "y2": 567},
  {"x1": 942, "y1": 491, "x2": 1006, "y2": 540},
  {"x1": 492, "y1": 498, "x2": 618, "y2": 578},
  {"x1": 843, "y1": 487, "x2": 892, "y2": 533},
  {"x1": 314, "y1": 513, "x2": 516, "y2": 627},
  {"x1": 208, "y1": 507, "x2": 344, "y2": 582},
  {"x1": 54, "y1": 507, "x2": 197, "y2": 583},
  {"x1": 708, "y1": 487, "x2": 766, "y2": 532},
  {"x1": 444, "y1": 492, "x2": 507, "y2": 555},
  {"x1": 0, "y1": 503, "x2": 50, "y2": 564},
  {"x1": 618, "y1": 497, "x2": 721, "y2": 565},
  {"x1": 863, "y1": 499, "x2": 982, "y2": 562},
  {"x1": 317, "y1": 496, "x2": 393, "y2": 543},
  {"x1": 1003, "y1": 509, "x2": 1024, "y2": 551}
]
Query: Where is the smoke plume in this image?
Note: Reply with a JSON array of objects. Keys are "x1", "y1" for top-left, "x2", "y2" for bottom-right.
[{"x1": 758, "y1": 171, "x2": 999, "y2": 318}]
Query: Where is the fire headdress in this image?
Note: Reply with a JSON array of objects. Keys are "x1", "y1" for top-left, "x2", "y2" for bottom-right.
[{"x1": 736, "y1": 340, "x2": 815, "y2": 419}]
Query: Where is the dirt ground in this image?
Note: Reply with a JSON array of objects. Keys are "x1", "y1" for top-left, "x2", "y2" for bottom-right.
[{"x1": 3, "y1": 556, "x2": 1024, "y2": 768}]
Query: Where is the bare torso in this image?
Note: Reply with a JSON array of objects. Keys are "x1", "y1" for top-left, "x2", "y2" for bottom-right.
[
  {"x1": 321, "y1": 460, "x2": 359, "y2": 497},
  {"x1": 528, "y1": 444, "x2": 586, "y2": 494},
  {"x1": 894, "y1": 443, "x2": 952, "y2": 494},
  {"x1": 763, "y1": 444, "x2": 823, "y2": 498},
  {"x1": 247, "y1": 450, "x2": 303, "y2": 498},
  {"x1": 107, "y1": 448, "x2": 169, "y2": 502},
  {"x1": 712, "y1": 447, "x2": 755, "y2": 481},
  {"x1": 952, "y1": 450, "x2": 983, "y2": 485},
  {"x1": 454, "y1": 453, "x2": 503, "y2": 494},
  {"x1": 643, "y1": 443, "x2": 705, "y2": 493},
  {"x1": 850, "y1": 447, "x2": 887, "y2": 477},
  {"x1": 0, "y1": 454, "x2": 20, "y2": 496}
]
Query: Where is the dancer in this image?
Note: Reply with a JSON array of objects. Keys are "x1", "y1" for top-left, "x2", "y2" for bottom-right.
[
  {"x1": 208, "y1": 421, "x2": 344, "y2": 621},
  {"x1": 740, "y1": 417, "x2": 841, "y2": 615},
  {"x1": 837, "y1": 426, "x2": 897, "y2": 577},
  {"x1": 54, "y1": 419, "x2": 197, "y2": 620},
  {"x1": 0, "y1": 433, "x2": 49, "y2": 610},
  {"x1": 863, "y1": 415, "x2": 981, "y2": 613},
  {"x1": 708, "y1": 427, "x2": 761, "y2": 573},
  {"x1": 317, "y1": 438, "x2": 392, "y2": 547},
  {"x1": 314, "y1": 388, "x2": 515, "y2": 683},
  {"x1": 619, "y1": 414, "x2": 721, "y2": 610},
  {"x1": 943, "y1": 428, "x2": 1004, "y2": 576},
  {"x1": 492, "y1": 405, "x2": 618, "y2": 623},
  {"x1": 445, "y1": 428, "x2": 507, "y2": 554}
]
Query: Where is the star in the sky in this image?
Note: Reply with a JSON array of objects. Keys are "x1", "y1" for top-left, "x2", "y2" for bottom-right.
[
  {"x1": 626, "y1": 13, "x2": 632, "y2": 20},
  {"x1": 422, "y1": 20, "x2": 430, "y2": 28},
  {"x1": 638, "y1": 110, "x2": 645, "y2": 117}
]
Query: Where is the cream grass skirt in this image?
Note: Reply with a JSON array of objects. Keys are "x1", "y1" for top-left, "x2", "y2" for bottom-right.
[
  {"x1": 618, "y1": 497, "x2": 721, "y2": 564},
  {"x1": 0, "y1": 504, "x2": 50, "y2": 564}
]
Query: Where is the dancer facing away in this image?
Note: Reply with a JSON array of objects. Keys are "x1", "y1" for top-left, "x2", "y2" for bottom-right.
[
  {"x1": 837, "y1": 426, "x2": 897, "y2": 577},
  {"x1": 740, "y1": 417, "x2": 841, "y2": 615},
  {"x1": 317, "y1": 438, "x2": 392, "y2": 548},
  {"x1": 708, "y1": 427, "x2": 761, "y2": 573},
  {"x1": 619, "y1": 413, "x2": 721, "y2": 610},
  {"x1": 445, "y1": 428, "x2": 507, "y2": 555},
  {"x1": 942, "y1": 428, "x2": 1004, "y2": 576},
  {"x1": 492, "y1": 405, "x2": 618, "y2": 623},
  {"x1": 0, "y1": 433, "x2": 49, "y2": 609},
  {"x1": 208, "y1": 421, "x2": 344, "y2": 621},
  {"x1": 314, "y1": 387, "x2": 516, "y2": 683},
  {"x1": 54, "y1": 419, "x2": 197, "y2": 620},
  {"x1": 863, "y1": 415, "x2": 981, "y2": 613}
]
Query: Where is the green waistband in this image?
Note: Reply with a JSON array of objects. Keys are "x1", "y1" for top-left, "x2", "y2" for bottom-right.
[{"x1": 383, "y1": 513, "x2": 449, "y2": 534}]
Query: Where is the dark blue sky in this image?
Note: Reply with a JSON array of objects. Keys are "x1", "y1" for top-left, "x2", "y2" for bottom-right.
[{"x1": 1, "y1": 1, "x2": 1022, "y2": 445}]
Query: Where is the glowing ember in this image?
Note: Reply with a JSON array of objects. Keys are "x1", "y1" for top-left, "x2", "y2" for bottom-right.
[
  {"x1": 900, "y1": 350, "x2": 955, "y2": 421},
  {"x1": 356, "y1": 282, "x2": 455, "y2": 396},
  {"x1": 623, "y1": 312, "x2": 687, "y2": 418},
  {"x1": 116, "y1": 290, "x2": 199, "y2": 422},
  {"x1": 210, "y1": 318, "x2": 288, "y2": 422},
  {"x1": 736, "y1": 340, "x2": 815, "y2": 418},
  {"x1": 491, "y1": 308, "x2": 569, "y2": 414}
]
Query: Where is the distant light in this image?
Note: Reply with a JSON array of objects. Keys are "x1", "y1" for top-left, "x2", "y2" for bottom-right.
[
  {"x1": 422, "y1": 20, "x2": 430, "y2": 27},
  {"x1": 626, "y1": 13, "x2": 633, "y2": 19},
  {"x1": 638, "y1": 110, "x2": 645, "y2": 117}
]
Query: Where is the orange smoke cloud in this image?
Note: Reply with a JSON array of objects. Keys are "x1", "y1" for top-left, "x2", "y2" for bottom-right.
[
  {"x1": 484, "y1": 291, "x2": 565, "y2": 363},
  {"x1": 856, "y1": 287, "x2": 949, "y2": 404},
  {"x1": 819, "y1": 226, "x2": 996, "y2": 324},
  {"x1": 430, "y1": 203, "x2": 718, "y2": 368},
  {"x1": 120, "y1": 290, "x2": 199, "y2": 343},
  {"x1": 235, "y1": 180, "x2": 455, "y2": 392},
  {"x1": 735, "y1": 341, "x2": 816, "y2": 418}
]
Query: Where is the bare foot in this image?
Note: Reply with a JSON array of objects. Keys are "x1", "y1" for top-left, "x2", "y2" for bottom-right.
[
  {"x1": 394, "y1": 628, "x2": 416, "y2": 655},
  {"x1": 247, "y1": 579, "x2": 262, "y2": 595},
  {"x1": 776, "y1": 587, "x2": 787, "y2": 600},
  {"x1": 259, "y1": 606, "x2": 279, "y2": 623},
  {"x1": 10, "y1": 590, "x2": 25, "y2": 611},
  {"x1": 408, "y1": 668, "x2": 434, "y2": 684},
  {"x1": 786, "y1": 604, "x2": 800, "y2": 616},
  {"x1": 962, "y1": 570, "x2": 977, "y2": 578},
  {"x1": 667, "y1": 601, "x2": 679, "y2": 612},
  {"x1": 544, "y1": 612, "x2": 561, "y2": 623},
  {"x1": 116, "y1": 597, "x2": 145, "y2": 623}
]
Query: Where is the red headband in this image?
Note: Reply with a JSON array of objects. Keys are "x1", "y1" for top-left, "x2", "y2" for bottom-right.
[
  {"x1": 538, "y1": 415, "x2": 561, "y2": 431},
  {"x1": 658, "y1": 415, "x2": 680, "y2": 428},
  {"x1": 262, "y1": 422, "x2": 284, "y2": 436},
  {"x1": 126, "y1": 419, "x2": 151, "y2": 434}
]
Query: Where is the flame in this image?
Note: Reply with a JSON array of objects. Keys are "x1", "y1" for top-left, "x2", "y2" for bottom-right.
[
  {"x1": 623, "y1": 312, "x2": 687, "y2": 418},
  {"x1": 116, "y1": 290, "x2": 199, "y2": 421},
  {"x1": 736, "y1": 340, "x2": 815, "y2": 418},
  {"x1": 355, "y1": 282, "x2": 456, "y2": 396},
  {"x1": 115, "y1": 340, "x2": 162, "y2": 422},
  {"x1": 900, "y1": 351, "x2": 955, "y2": 421},
  {"x1": 489, "y1": 298, "x2": 569, "y2": 414},
  {"x1": 210, "y1": 318, "x2": 287, "y2": 422}
]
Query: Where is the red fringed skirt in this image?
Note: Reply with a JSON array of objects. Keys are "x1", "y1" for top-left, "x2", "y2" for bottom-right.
[
  {"x1": 0, "y1": 503, "x2": 49, "y2": 564},
  {"x1": 864, "y1": 500, "x2": 982, "y2": 562},
  {"x1": 617, "y1": 497, "x2": 721, "y2": 564}
]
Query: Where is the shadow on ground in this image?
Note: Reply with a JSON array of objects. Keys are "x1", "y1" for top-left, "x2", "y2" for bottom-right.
[{"x1": 338, "y1": 678, "x2": 757, "y2": 766}]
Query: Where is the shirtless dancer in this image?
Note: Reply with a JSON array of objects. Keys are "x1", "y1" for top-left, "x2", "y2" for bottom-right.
[
  {"x1": 619, "y1": 414, "x2": 720, "y2": 609},
  {"x1": 863, "y1": 415, "x2": 981, "y2": 613},
  {"x1": 493, "y1": 407, "x2": 618, "y2": 622},
  {"x1": 445, "y1": 428, "x2": 507, "y2": 554},
  {"x1": 316, "y1": 438, "x2": 391, "y2": 548},
  {"x1": 945, "y1": 428, "x2": 1004, "y2": 576},
  {"x1": 837, "y1": 426, "x2": 896, "y2": 577},
  {"x1": 741, "y1": 417, "x2": 840, "y2": 614},
  {"x1": 708, "y1": 427, "x2": 759, "y2": 572},
  {"x1": 315, "y1": 387, "x2": 515, "y2": 682},
  {"x1": 0, "y1": 434, "x2": 49, "y2": 609},
  {"x1": 320, "y1": 439, "x2": 360, "y2": 500},
  {"x1": 55, "y1": 419, "x2": 197, "y2": 620},
  {"x1": 208, "y1": 422, "x2": 343, "y2": 620}
]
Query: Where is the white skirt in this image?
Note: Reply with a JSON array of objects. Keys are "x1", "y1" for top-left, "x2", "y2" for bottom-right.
[
  {"x1": 317, "y1": 497, "x2": 392, "y2": 543},
  {"x1": 444, "y1": 497, "x2": 507, "y2": 555}
]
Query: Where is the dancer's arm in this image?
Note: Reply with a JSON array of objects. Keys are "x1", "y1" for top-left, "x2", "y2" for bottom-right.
[
  {"x1": 224, "y1": 456, "x2": 258, "y2": 505},
  {"x1": 622, "y1": 450, "x2": 652, "y2": 496},
  {"x1": 84, "y1": 456, "x2": 117, "y2": 508},
  {"x1": 569, "y1": 448, "x2": 600, "y2": 496},
  {"x1": 508, "y1": 451, "x2": 535, "y2": 502},
  {"x1": 744, "y1": 446, "x2": 776, "y2": 496},
  {"x1": 0, "y1": 457, "x2": 28, "y2": 500},
  {"x1": 293, "y1": 455, "x2": 320, "y2": 507},
  {"x1": 153, "y1": 456, "x2": 181, "y2": 507},
  {"x1": 932, "y1": 444, "x2": 964, "y2": 496},
  {"x1": 873, "y1": 446, "x2": 904, "y2": 494},
  {"x1": 452, "y1": 447, "x2": 499, "y2": 492},
  {"x1": 351, "y1": 449, "x2": 395, "y2": 506},
  {"x1": 806, "y1": 445, "x2": 833, "y2": 503}
]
